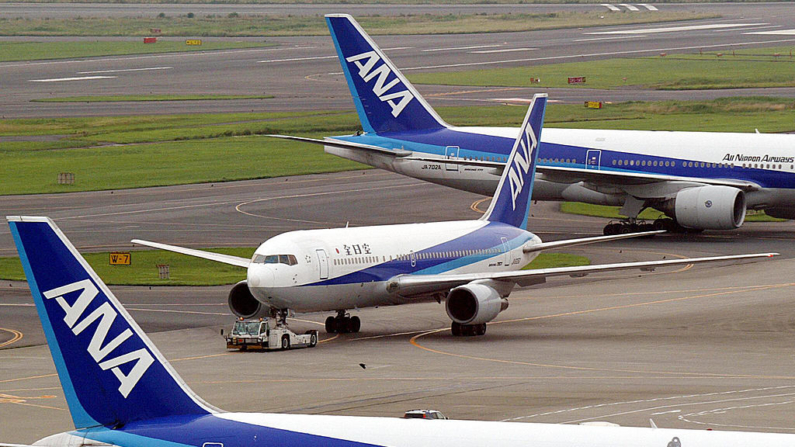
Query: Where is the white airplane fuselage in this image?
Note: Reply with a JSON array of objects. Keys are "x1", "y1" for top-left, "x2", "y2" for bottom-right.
[{"x1": 247, "y1": 220, "x2": 540, "y2": 312}]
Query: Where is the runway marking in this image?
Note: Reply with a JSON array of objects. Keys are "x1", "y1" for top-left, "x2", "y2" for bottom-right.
[
  {"x1": 506, "y1": 385, "x2": 795, "y2": 423},
  {"x1": 0, "y1": 328, "x2": 23, "y2": 349},
  {"x1": 618, "y1": 4, "x2": 640, "y2": 11},
  {"x1": 638, "y1": 4, "x2": 658, "y2": 11},
  {"x1": 601, "y1": 4, "x2": 622, "y2": 12},
  {"x1": 388, "y1": 38, "x2": 795, "y2": 72},
  {"x1": 259, "y1": 55, "x2": 337, "y2": 63},
  {"x1": 747, "y1": 29, "x2": 795, "y2": 36},
  {"x1": 0, "y1": 373, "x2": 58, "y2": 384},
  {"x1": 423, "y1": 44, "x2": 502, "y2": 52},
  {"x1": 470, "y1": 197, "x2": 490, "y2": 214},
  {"x1": 573, "y1": 36, "x2": 640, "y2": 42},
  {"x1": 470, "y1": 48, "x2": 537, "y2": 54},
  {"x1": 29, "y1": 75, "x2": 117, "y2": 83},
  {"x1": 425, "y1": 87, "x2": 524, "y2": 98},
  {"x1": 410, "y1": 282, "x2": 795, "y2": 379},
  {"x1": 77, "y1": 66, "x2": 172, "y2": 74},
  {"x1": 0, "y1": 393, "x2": 63, "y2": 411},
  {"x1": 587, "y1": 23, "x2": 768, "y2": 35},
  {"x1": 125, "y1": 307, "x2": 231, "y2": 316},
  {"x1": 234, "y1": 183, "x2": 421, "y2": 226},
  {"x1": 651, "y1": 409, "x2": 681, "y2": 415}
]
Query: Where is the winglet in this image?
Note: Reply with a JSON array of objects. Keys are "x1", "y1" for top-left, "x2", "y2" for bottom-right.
[
  {"x1": 325, "y1": 14, "x2": 447, "y2": 134},
  {"x1": 8, "y1": 216, "x2": 215, "y2": 429},
  {"x1": 481, "y1": 94, "x2": 547, "y2": 230}
]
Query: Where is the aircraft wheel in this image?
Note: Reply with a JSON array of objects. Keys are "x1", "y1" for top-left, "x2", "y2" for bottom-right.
[
  {"x1": 281, "y1": 335, "x2": 290, "y2": 350},
  {"x1": 348, "y1": 316, "x2": 361, "y2": 333},
  {"x1": 451, "y1": 322, "x2": 463, "y2": 336},
  {"x1": 325, "y1": 316, "x2": 337, "y2": 333},
  {"x1": 476, "y1": 324, "x2": 487, "y2": 336}
]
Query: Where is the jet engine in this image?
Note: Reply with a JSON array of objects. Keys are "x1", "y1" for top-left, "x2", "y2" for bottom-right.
[
  {"x1": 661, "y1": 186, "x2": 746, "y2": 230},
  {"x1": 228, "y1": 281, "x2": 270, "y2": 319},
  {"x1": 445, "y1": 283, "x2": 509, "y2": 326}
]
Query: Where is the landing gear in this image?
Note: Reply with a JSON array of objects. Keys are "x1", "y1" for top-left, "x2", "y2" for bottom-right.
[
  {"x1": 603, "y1": 219, "x2": 656, "y2": 236},
  {"x1": 325, "y1": 311, "x2": 361, "y2": 334},
  {"x1": 271, "y1": 308, "x2": 289, "y2": 326},
  {"x1": 653, "y1": 218, "x2": 703, "y2": 234},
  {"x1": 451, "y1": 322, "x2": 487, "y2": 337}
]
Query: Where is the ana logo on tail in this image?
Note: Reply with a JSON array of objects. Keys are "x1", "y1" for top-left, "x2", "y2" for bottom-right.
[
  {"x1": 44, "y1": 279, "x2": 154, "y2": 398},
  {"x1": 346, "y1": 51, "x2": 414, "y2": 118},
  {"x1": 507, "y1": 123, "x2": 539, "y2": 210}
]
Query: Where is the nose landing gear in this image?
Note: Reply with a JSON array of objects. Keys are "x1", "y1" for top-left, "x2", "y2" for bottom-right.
[
  {"x1": 451, "y1": 322, "x2": 487, "y2": 337},
  {"x1": 325, "y1": 310, "x2": 361, "y2": 334}
]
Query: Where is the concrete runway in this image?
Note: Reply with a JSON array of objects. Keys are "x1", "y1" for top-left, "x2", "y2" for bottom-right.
[
  {"x1": 2, "y1": 3, "x2": 795, "y2": 443},
  {"x1": 3, "y1": 3, "x2": 795, "y2": 118}
]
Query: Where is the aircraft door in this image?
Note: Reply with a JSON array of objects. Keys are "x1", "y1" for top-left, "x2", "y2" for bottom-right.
[
  {"x1": 586, "y1": 150, "x2": 601, "y2": 170},
  {"x1": 316, "y1": 249, "x2": 329, "y2": 280},
  {"x1": 445, "y1": 146, "x2": 460, "y2": 172},
  {"x1": 410, "y1": 251, "x2": 417, "y2": 268}
]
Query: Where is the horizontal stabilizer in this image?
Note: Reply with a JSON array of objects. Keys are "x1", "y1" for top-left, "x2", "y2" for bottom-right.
[
  {"x1": 523, "y1": 230, "x2": 665, "y2": 254},
  {"x1": 269, "y1": 134, "x2": 412, "y2": 157},
  {"x1": 131, "y1": 239, "x2": 250, "y2": 268}
]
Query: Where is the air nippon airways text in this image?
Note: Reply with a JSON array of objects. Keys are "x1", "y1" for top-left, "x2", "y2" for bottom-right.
[
  {"x1": 43, "y1": 279, "x2": 154, "y2": 398},
  {"x1": 507, "y1": 122, "x2": 538, "y2": 210},
  {"x1": 346, "y1": 51, "x2": 414, "y2": 118}
]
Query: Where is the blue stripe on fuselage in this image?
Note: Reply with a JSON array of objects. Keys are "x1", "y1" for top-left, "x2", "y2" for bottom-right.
[
  {"x1": 333, "y1": 130, "x2": 795, "y2": 190},
  {"x1": 307, "y1": 222, "x2": 533, "y2": 286},
  {"x1": 81, "y1": 414, "x2": 384, "y2": 447}
]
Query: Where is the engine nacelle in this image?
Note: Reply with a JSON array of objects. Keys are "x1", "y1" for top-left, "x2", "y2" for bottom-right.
[
  {"x1": 445, "y1": 283, "x2": 509, "y2": 326},
  {"x1": 668, "y1": 186, "x2": 746, "y2": 230},
  {"x1": 228, "y1": 281, "x2": 270, "y2": 319}
]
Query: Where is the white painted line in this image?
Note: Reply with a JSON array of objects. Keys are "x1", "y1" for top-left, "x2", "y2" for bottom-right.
[
  {"x1": 423, "y1": 44, "x2": 502, "y2": 52},
  {"x1": 78, "y1": 66, "x2": 172, "y2": 74},
  {"x1": 574, "y1": 36, "x2": 641, "y2": 42},
  {"x1": 382, "y1": 46, "x2": 414, "y2": 51},
  {"x1": 601, "y1": 4, "x2": 621, "y2": 11},
  {"x1": 587, "y1": 23, "x2": 768, "y2": 35},
  {"x1": 619, "y1": 4, "x2": 640, "y2": 11},
  {"x1": 747, "y1": 29, "x2": 795, "y2": 35},
  {"x1": 712, "y1": 24, "x2": 780, "y2": 33},
  {"x1": 471, "y1": 47, "x2": 537, "y2": 54},
  {"x1": 29, "y1": 75, "x2": 117, "y2": 83},
  {"x1": 638, "y1": 3, "x2": 658, "y2": 10},
  {"x1": 259, "y1": 55, "x2": 337, "y2": 63},
  {"x1": 651, "y1": 410, "x2": 681, "y2": 416}
]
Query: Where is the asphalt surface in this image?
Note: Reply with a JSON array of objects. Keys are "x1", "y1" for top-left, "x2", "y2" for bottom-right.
[
  {"x1": 2, "y1": 3, "x2": 795, "y2": 444},
  {"x1": 3, "y1": 3, "x2": 795, "y2": 118}
]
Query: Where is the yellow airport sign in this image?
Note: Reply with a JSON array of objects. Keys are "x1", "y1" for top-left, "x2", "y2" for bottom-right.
[
  {"x1": 186, "y1": 39, "x2": 203, "y2": 46},
  {"x1": 584, "y1": 101, "x2": 603, "y2": 109},
  {"x1": 110, "y1": 252, "x2": 131, "y2": 265}
]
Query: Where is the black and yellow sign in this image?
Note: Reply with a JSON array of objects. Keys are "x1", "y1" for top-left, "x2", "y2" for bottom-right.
[
  {"x1": 584, "y1": 101, "x2": 603, "y2": 109},
  {"x1": 186, "y1": 39, "x2": 202, "y2": 46},
  {"x1": 110, "y1": 252, "x2": 131, "y2": 265}
]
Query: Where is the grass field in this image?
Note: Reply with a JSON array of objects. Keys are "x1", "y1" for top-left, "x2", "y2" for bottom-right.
[
  {"x1": 32, "y1": 95, "x2": 274, "y2": 102},
  {"x1": 0, "y1": 40, "x2": 273, "y2": 62},
  {"x1": 0, "y1": 12, "x2": 714, "y2": 37},
  {"x1": 409, "y1": 47, "x2": 795, "y2": 90},
  {"x1": 3, "y1": 98, "x2": 795, "y2": 195},
  {"x1": 559, "y1": 202, "x2": 787, "y2": 222},
  {"x1": 0, "y1": 250, "x2": 586, "y2": 285}
]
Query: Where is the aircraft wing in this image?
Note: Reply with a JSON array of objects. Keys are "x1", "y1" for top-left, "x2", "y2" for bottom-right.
[
  {"x1": 388, "y1": 253, "x2": 777, "y2": 297},
  {"x1": 131, "y1": 239, "x2": 250, "y2": 268},
  {"x1": 536, "y1": 165, "x2": 760, "y2": 191},
  {"x1": 522, "y1": 230, "x2": 664, "y2": 254},
  {"x1": 269, "y1": 135, "x2": 412, "y2": 157}
]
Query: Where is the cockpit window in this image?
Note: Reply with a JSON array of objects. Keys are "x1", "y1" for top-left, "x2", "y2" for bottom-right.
[{"x1": 252, "y1": 254, "x2": 298, "y2": 266}]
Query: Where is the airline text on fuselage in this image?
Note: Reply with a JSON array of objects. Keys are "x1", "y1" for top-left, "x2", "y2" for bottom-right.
[
  {"x1": 722, "y1": 153, "x2": 795, "y2": 164},
  {"x1": 43, "y1": 279, "x2": 154, "y2": 398},
  {"x1": 346, "y1": 51, "x2": 414, "y2": 118}
]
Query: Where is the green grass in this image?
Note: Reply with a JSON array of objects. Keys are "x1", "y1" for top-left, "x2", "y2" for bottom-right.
[
  {"x1": 523, "y1": 252, "x2": 591, "y2": 270},
  {"x1": 3, "y1": 98, "x2": 795, "y2": 195},
  {"x1": 32, "y1": 95, "x2": 274, "y2": 103},
  {"x1": 0, "y1": 249, "x2": 586, "y2": 285},
  {"x1": 0, "y1": 12, "x2": 714, "y2": 38},
  {"x1": 560, "y1": 203, "x2": 788, "y2": 222},
  {"x1": 408, "y1": 47, "x2": 795, "y2": 90},
  {"x1": 0, "y1": 248, "x2": 253, "y2": 285},
  {"x1": 0, "y1": 41, "x2": 273, "y2": 62}
]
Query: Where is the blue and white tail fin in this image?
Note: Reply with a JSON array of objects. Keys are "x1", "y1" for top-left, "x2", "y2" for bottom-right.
[
  {"x1": 326, "y1": 14, "x2": 448, "y2": 134},
  {"x1": 480, "y1": 94, "x2": 547, "y2": 230},
  {"x1": 7, "y1": 216, "x2": 215, "y2": 430}
]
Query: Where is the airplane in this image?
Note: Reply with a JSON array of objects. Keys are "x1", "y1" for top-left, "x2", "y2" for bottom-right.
[
  {"x1": 271, "y1": 13, "x2": 795, "y2": 235},
  {"x1": 3, "y1": 215, "x2": 794, "y2": 447},
  {"x1": 131, "y1": 95, "x2": 775, "y2": 337}
]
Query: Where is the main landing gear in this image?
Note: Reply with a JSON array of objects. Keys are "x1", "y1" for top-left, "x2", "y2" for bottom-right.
[
  {"x1": 325, "y1": 310, "x2": 361, "y2": 334},
  {"x1": 451, "y1": 322, "x2": 487, "y2": 337},
  {"x1": 603, "y1": 218, "x2": 703, "y2": 235}
]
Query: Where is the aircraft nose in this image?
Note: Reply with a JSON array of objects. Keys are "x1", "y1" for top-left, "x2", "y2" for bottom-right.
[{"x1": 247, "y1": 264, "x2": 275, "y2": 289}]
